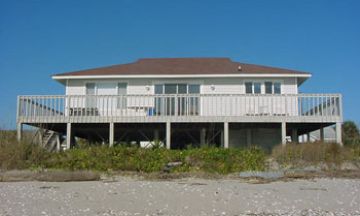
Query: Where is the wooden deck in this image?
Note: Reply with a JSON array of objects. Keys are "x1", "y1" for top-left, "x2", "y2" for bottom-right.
[{"x1": 17, "y1": 94, "x2": 342, "y2": 123}]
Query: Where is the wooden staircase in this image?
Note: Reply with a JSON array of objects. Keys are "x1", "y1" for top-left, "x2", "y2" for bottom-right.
[{"x1": 33, "y1": 129, "x2": 65, "y2": 151}]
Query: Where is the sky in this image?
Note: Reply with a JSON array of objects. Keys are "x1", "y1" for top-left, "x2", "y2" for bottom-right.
[{"x1": 0, "y1": 0, "x2": 359, "y2": 129}]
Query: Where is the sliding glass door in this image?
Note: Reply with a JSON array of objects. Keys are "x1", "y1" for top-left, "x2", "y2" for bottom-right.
[
  {"x1": 154, "y1": 84, "x2": 200, "y2": 116},
  {"x1": 164, "y1": 84, "x2": 177, "y2": 115},
  {"x1": 188, "y1": 84, "x2": 200, "y2": 115}
]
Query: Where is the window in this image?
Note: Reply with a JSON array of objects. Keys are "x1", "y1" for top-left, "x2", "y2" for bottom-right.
[
  {"x1": 265, "y1": 82, "x2": 273, "y2": 94},
  {"x1": 245, "y1": 82, "x2": 261, "y2": 94},
  {"x1": 188, "y1": 84, "x2": 200, "y2": 94},
  {"x1": 265, "y1": 81, "x2": 281, "y2": 94},
  {"x1": 245, "y1": 82, "x2": 252, "y2": 94},
  {"x1": 164, "y1": 84, "x2": 177, "y2": 94},
  {"x1": 86, "y1": 83, "x2": 95, "y2": 95},
  {"x1": 246, "y1": 81, "x2": 281, "y2": 94},
  {"x1": 155, "y1": 84, "x2": 163, "y2": 94},
  {"x1": 254, "y1": 82, "x2": 261, "y2": 94},
  {"x1": 188, "y1": 84, "x2": 200, "y2": 115},
  {"x1": 117, "y1": 83, "x2": 127, "y2": 109},
  {"x1": 85, "y1": 83, "x2": 96, "y2": 108},
  {"x1": 178, "y1": 84, "x2": 187, "y2": 94},
  {"x1": 274, "y1": 82, "x2": 281, "y2": 94}
]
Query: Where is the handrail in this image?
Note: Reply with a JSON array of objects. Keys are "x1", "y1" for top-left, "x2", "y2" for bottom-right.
[{"x1": 17, "y1": 94, "x2": 343, "y2": 120}]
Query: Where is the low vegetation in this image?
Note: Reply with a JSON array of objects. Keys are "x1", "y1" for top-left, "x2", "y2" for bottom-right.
[
  {"x1": 0, "y1": 130, "x2": 48, "y2": 170},
  {"x1": 0, "y1": 131, "x2": 265, "y2": 174},
  {"x1": 1, "y1": 124, "x2": 360, "y2": 177},
  {"x1": 44, "y1": 146, "x2": 265, "y2": 173},
  {"x1": 272, "y1": 142, "x2": 360, "y2": 167}
]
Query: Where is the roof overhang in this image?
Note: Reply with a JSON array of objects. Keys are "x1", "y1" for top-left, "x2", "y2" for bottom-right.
[{"x1": 53, "y1": 73, "x2": 311, "y2": 80}]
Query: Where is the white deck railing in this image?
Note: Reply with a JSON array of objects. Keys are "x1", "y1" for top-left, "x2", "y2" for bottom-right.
[{"x1": 17, "y1": 94, "x2": 342, "y2": 122}]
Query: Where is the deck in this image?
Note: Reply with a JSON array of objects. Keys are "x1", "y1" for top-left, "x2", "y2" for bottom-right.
[{"x1": 17, "y1": 94, "x2": 342, "y2": 123}]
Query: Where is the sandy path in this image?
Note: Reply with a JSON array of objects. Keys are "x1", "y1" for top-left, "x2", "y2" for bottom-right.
[{"x1": 1, "y1": 177, "x2": 359, "y2": 216}]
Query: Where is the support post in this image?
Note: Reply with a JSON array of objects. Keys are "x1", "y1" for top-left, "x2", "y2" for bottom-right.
[
  {"x1": 281, "y1": 122, "x2": 286, "y2": 146},
  {"x1": 166, "y1": 122, "x2": 171, "y2": 149},
  {"x1": 246, "y1": 128, "x2": 252, "y2": 147},
  {"x1": 154, "y1": 129, "x2": 159, "y2": 141},
  {"x1": 320, "y1": 127, "x2": 324, "y2": 142},
  {"x1": 291, "y1": 128, "x2": 298, "y2": 143},
  {"x1": 66, "y1": 122, "x2": 72, "y2": 150},
  {"x1": 336, "y1": 122, "x2": 343, "y2": 146},
  {"x1": 16, "y1": 123, "x2": 22, "y2": 142},
  {"x1": 200, "y1": 128, "x2": 206, "y2": 146},
  {"x1": 224, "y1": 122, "x2": 229, "y2": 149},
  {"x1": 306, "y1": 132, "x2": 311, "y2": 142},
  {"x1": 109, "y1": 122, "x2": 114, "y2": 147},
  {"x1": 56, "y1": 134, "x2": 61, "y2": 152},
  {"x1": 220, "y1": 129, "x2": 224, "y2": 147}
]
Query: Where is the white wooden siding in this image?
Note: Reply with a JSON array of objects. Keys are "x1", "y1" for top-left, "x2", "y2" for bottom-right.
[
  {"x1": 65, "y1": 77, "x2": 299, "y2": 117},
  {"x1": 66, "y1": 77, "x2": 298, "y2": 95}
]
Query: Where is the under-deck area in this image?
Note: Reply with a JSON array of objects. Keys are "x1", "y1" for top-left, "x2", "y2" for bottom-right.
[{"x1": 21, "y1": 121, "x2": 342, "y2": 151}]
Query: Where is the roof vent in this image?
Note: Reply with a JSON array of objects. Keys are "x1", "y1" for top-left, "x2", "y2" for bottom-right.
[{"x1": 238, "y1": 65, "x2": 242, "y2": 71}]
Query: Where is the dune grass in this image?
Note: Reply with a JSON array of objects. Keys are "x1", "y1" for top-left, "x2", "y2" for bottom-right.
[{"x1": 272, "y1": 141, "x2": 360, "y2": 167}]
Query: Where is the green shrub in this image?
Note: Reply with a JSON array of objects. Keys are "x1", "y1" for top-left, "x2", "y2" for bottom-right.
[
  {"x1": 0, "y1": 130, "x2": 265, "y2": 174},
  {"x1": 44, "y1": 146, "x2": 265, "y2": 173},
  {"x1": 343, "y1": 121, "x2": 360, "y2": 146}
]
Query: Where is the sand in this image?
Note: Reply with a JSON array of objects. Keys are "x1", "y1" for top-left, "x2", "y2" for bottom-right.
[{"x1": 1, "y1": 177, "x2": 360, "y2": 216}]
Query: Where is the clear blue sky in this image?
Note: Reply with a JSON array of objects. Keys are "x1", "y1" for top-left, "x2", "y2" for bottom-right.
[{"x1": 1, "y1": 0, "x2": 359, "y2": 129}]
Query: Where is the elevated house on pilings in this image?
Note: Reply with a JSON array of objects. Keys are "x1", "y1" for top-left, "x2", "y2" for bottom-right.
[{"x1": 16, "y1": 58, "x2": 343, "y2": 151}]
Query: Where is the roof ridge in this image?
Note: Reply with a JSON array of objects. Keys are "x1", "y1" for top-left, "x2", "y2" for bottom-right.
[{"x1": 137, "y1": 57, "x2": 232, "y2": 61}]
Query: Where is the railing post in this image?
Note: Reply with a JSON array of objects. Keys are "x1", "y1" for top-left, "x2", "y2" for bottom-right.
[
  {"x1": 339, "y1": 94, "x2": 343, "y2": 121},
  {"x1": 284, "y1": 95, "x2": 288, "y2": 116},
  {"x1": 16, "y1": 96, "x2": 21, "y2": 121},
  {"x1": 66, "y1": 95, "x2": 70, "y2": 118},
  {"x1": 174, "y1": 94, "x2": 178, "y2": 116}
]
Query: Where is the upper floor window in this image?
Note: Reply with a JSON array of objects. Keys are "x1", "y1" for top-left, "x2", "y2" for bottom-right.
[
  {"x1": 245, "y1": 82, "x2": 252, "y2": 94},
  {"x1": 274, "y1": 82, "x2": 281, "y2": 94},
  {"x1": 265, "y1": 81, "x2": 281, "y2": 94},
  {"x1": 245, "y1": 82, "x2": 261, "y2": 94},
  {"x1": 265, "y1": 82, "x2": 272, "y2": 94},
  {"x1": 85, "y1": 83, "x2": 95, "y2": 95},
  {"x1": 245, "y1": 81, "x2": 281, "y2": 94},
  {"x1": 155, "y1": 84, "x2": 200, "y2": 94},
  {"x1": 254, "y1": 82, "x2": 261, "y2": 94}
]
